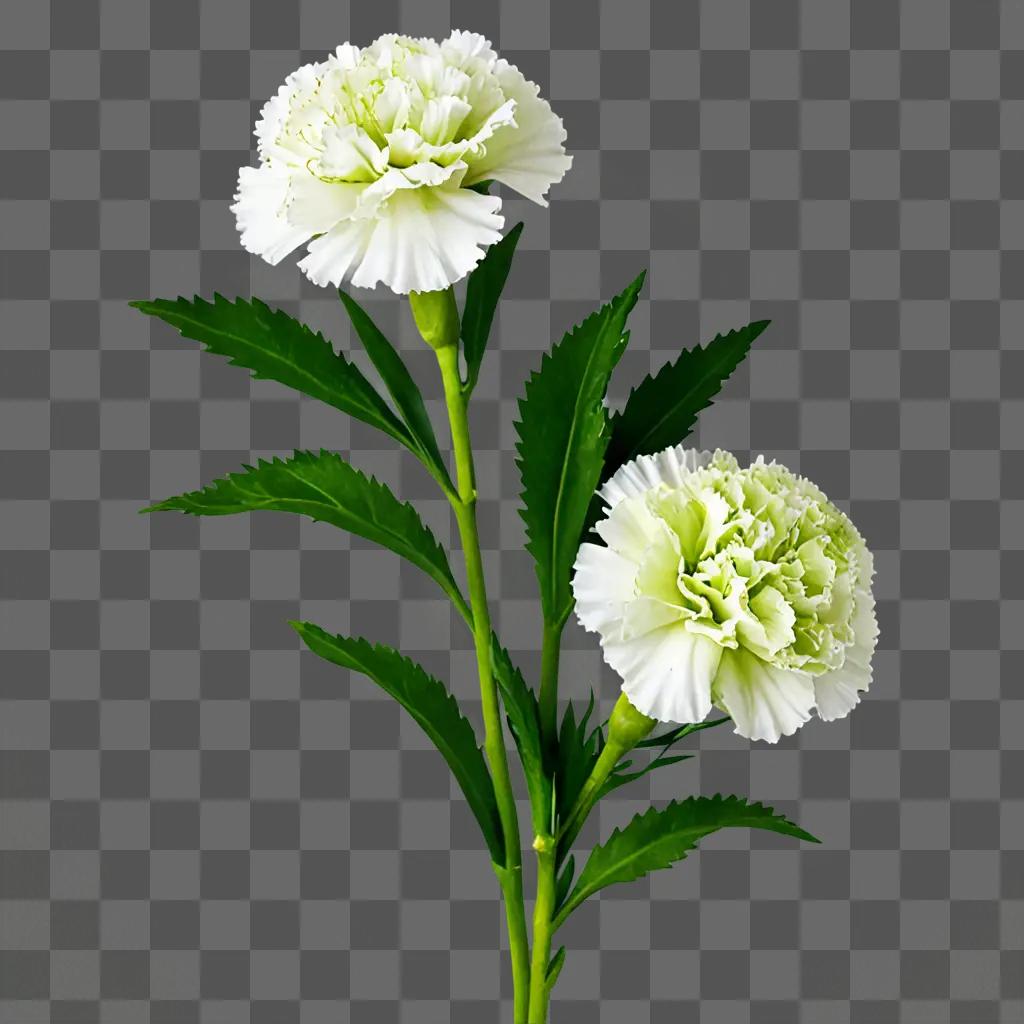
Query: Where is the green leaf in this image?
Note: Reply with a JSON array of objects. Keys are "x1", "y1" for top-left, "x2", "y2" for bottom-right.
[
  {"x1": 598, "y1": 753, "x2": 693, "y2": 799},
  {"x1": 605, "y1": 320, "x2": 770, "y2": 477},
  {"x1": 554, "y1": 854, "x2": 575, "y2": 914},
  {"x1": 555, "y1": 795, "x2": 819, "y2": 926},
  {"x1": 338, "y1": 291, "x2": 453, "y2": 493},
  {"x1": 545, "y1": 946, "x2": 567, "y2": 989},
  {"x1": 490, "y1": 639, "x2": 552, "y2": 835},
  {"x1": 144, "y1": 449, "x2": 469, "y2": 620},
  {"x1": 636, "y1": 716, "x2": 732, "y2": 749},
  {"x1": 593, "y1": 716, "x2": 731, "y2": 805},
  {"x1": 516, "y1": 274, "x2": 645, "y2": 625},
  {"x1": 130, "y1": 294, "x2": 419, "y2": 460},
  {"x1": 555, "y1": 694, "x2": 603, "y2": 826},
  {"x1": 554, "y1": 695, "x2": 606, "y2": 861},
  {"x1": 292, "y1": 624, "x2": 503, "y2": 863},
  {"x1": 460, "y1": 222, "x2": 523, "y2": 393}
]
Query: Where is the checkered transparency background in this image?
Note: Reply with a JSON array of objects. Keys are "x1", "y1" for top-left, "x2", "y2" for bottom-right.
[{"x1": 1, "y1": 0, "x2": 1022, "y2": 1021}]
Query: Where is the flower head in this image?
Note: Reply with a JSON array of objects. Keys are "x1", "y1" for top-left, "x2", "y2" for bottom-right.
[
  {"x1": 232, "y1": 31, "x2": 571, "y2": 294},
  {"x1": 572, "y1": 446, "x2": 878, "y2": 743}
]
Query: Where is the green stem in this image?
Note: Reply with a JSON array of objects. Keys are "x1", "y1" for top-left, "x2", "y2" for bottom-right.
[
  {"x1": 557, "y1": 737, "x2": 626, "y2": 855},
  {"x1": 527, "y1": 617, "x2": 565, "y2": 1022},
  {"x1": 538, "y1": 619, "x2": 563, "y2": 756},
  {"x1": 558, "y1": 693, "x2": 657, "y2": 857},
  {"x1": 431, "y1": 328, "x2": 531, "y2": 1023},
  {"x1": 528, "y1": 840, "x2": 558, "y2": 1022}
]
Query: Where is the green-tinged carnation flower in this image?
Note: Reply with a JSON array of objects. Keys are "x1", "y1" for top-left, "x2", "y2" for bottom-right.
[
  {"x1": 572, "y1": 446, "x2": 878, "y2": 743},
  {"x1": 233, "y1": 31, "x2": 571, "y2": 294}
]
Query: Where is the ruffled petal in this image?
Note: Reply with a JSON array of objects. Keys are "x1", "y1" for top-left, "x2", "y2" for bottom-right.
[
  {"x1": 571, "y1": 543, "x2": 638, "y2": 636},
  {"x1": 600, "y1": 445, "x2": 715, "y2": 508},
  {"x1": 298, "y1": 175, "x2": 503, "y2": 293},
  {"x1": 621, "y1": 594, "x2": 686, "y2": 639},
  {"x1": 353, "y1": 160, "x2": 465, "y2": 218},
  {"x1": 441, "y1": 30, "x2": 498, "y2": 70},
  {"x1": 604, "y1": 626, "x2": 720, "y2": 724},
  {"x1": 232, "y1": 165, "x2": 313, "y2": 265},
  {"x1": 594, "y1": 493, "x2": 670, "y2": 563},
  {"x1": 316, "y1": 123, "x2": 390, "y2": 182},
  {"x1": 713, "y1": 649, "x2": 815, "y2": 743},
  {"x1": 813, "y1": 545, "x2": 879, "y2": 721},
  {"x1": 294, "y1": 217, "x2": 375, "y2": 289},
  {"x1": 463, "y1": 59, "x2": 572, "y2": 205},
  {"x1": 287, "y1": 175, "x2": 365, "y2": 233},
  {"x1": 419, "y1": 95, "x2": 474, "y2": 146},
  {"x1": 254, "y1": 61, "x2": 322, "y2": 162}
]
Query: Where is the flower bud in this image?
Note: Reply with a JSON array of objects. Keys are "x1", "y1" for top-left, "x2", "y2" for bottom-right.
[
  {"x1": 410, "y1": 287, "x2": 461, "y2": 351},
  {"x1": 607, "y1": 692, "x2": 657, "y2": 753}
]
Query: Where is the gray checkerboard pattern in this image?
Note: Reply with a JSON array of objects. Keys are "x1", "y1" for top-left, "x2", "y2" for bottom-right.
[{"x1": 1, "y1": 0, "x2": 1021, "y2": 1021}]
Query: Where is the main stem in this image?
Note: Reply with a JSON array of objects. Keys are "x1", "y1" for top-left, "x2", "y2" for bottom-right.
[
  {"x1": 433, "y1": 338, "x2": 531, "y2": 1022},
  {"x1": 528, "y1": 615, "x2": 565, "y2": 1021},
  {"x1": 528, "y1": 842, "x2": 557, "y2": 1022},
  {"x1": 538, "y1": 619, "x2": 563, "y2": 755}
]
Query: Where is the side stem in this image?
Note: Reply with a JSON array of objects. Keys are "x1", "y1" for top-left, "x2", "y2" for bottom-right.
[
  {"x1": 557, "y1": 737, "x2": 626, "y2": 854},
  {"x1": 558, "y1": 692, "x2": 657, "y2": 856},
  {"x1": 433, "y1": 337, "x2": 531, "y2": 1022}
]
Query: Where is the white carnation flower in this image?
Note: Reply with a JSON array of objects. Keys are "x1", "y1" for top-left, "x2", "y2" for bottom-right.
[
  {"x1": 572, "y1": 446, "x2": 879, "y2": 744},
  {"x1": 232, "y1": 31, "x2": 571, "y2": 294}
]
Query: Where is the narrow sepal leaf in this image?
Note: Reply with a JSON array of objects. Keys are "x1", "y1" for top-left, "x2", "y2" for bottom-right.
[
  {"x1": 338, "y1": 291, "x2": 452, "y2": 491},
  {"x1": 545, "y1": 946, "x2": 567, "y2": 989},
  {"x1": 291, "y1": 624, "x2": 503, "y2": 863},
  {"x1": 636, "y1": 716, "x2": 732, "y2": 749},
  {"x1": 144, "y1": 449, "x2": 469, "y2": 618},
  {"x1": 554, "y1": 855, "x2": 575, "y2": 914},
  {"x1": 490, "y1": 639, "x2": 552, "y2": 835},
  {"x1": 130, "y1": 295, "x2": 416, "y2": 453},
  {"x1": 516, "y1": 274, "x2": 645, "y2": 624},
  {"x1": 598, "y1": 754, "x2": 693, "y2": 798},
  {"x1": 605, "y1": 320, "x2": 770, "y2": 476},
  {"x1": 557, "y1": 795, "x2": 819, "y2": 925},
  {"x1": 460, "y1": 222, "x2": 523, "y2": 393},
  {"x1": 555, "y1": 694, "x2": 603, "y2": 826}
]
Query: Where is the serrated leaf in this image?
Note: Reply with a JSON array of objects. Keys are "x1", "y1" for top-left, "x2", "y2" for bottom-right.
[
  {"x1": 490, "y1": 639, "x2": 551, "y2": 835},
  {"x1": 554, "y1": 694, "x2": 606, "y2": 860},
  {"x1": 605, "y1": 320, "x2": 770, "y2": 476},
  {"x1": 555, "y1": 694, "x2": 603, "y2": 826},
  {"x1": 516, "y1": 274, "x2": 645, "y2": 625},
  {"x1": 338, "y1": 291, "x2": 452, "y2": 492},
  {"x1": 556, "y1": 795, "x2": 819, "y2": 926},
  {"x1": 460, "y1": 222, "x2": 523, "y2": 393},
  {"x1": 144, "y1": 449, "x2": 469, "y2": 620},
  {"x1": 292, "y1": 624, "x2": 503, "y2": 863},
  {"x1": 130, "y1": 294, "x2": 420, "y2": 462}
]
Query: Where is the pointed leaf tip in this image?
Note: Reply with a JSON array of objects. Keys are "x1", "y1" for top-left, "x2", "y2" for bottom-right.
[
  {"x1": 516, "y1": 276, "x2": 643, "y2": 624},
  {"x1": 556, "y1": 794, "x2": 818, "y2": 925},
  {"x1": 129, "y1": 294, "x2": 452, "y2": 481},
  {"x1": 461, "y1": 222, "x2": 526, "y2": 393},
  {"x1": 606, "y1": 319, "x2": 768, "y2": 476},
  {"x1": 142, "y1": 450, "x2": 468, "y2": 618}
]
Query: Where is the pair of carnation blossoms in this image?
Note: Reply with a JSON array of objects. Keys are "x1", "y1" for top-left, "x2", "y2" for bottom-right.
[{"x1": 135, "y1": 31, "x2": 878, "y2": 1022}]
